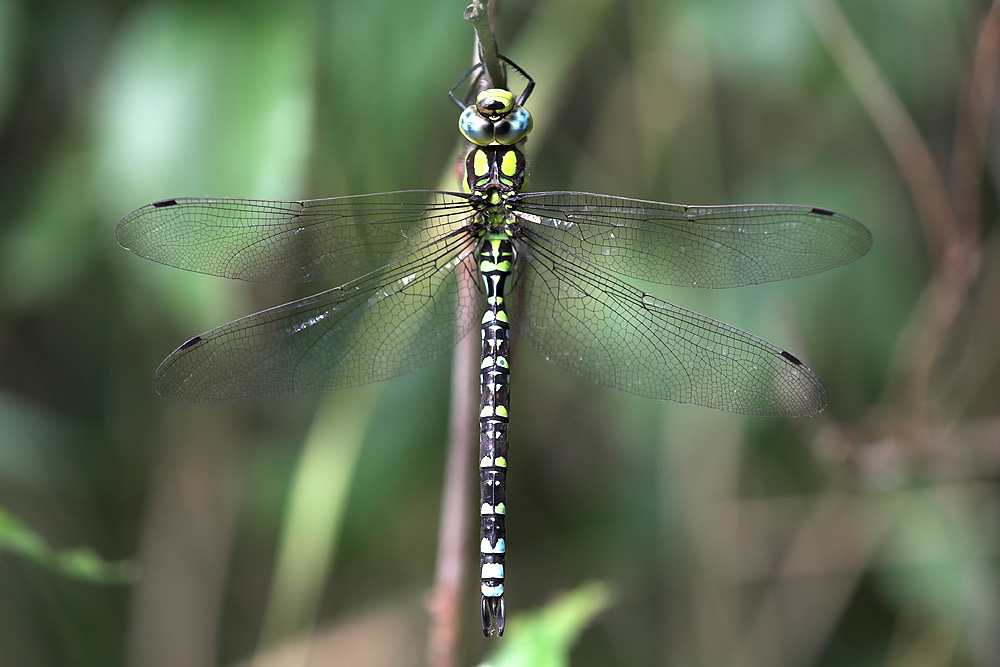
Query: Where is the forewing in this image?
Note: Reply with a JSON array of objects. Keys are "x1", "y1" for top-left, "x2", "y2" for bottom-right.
[
  {"x1": 154, "y1": 232, "x2": 482, "y2": 402},
  {"x1": 514, "y1": 192, "x2": 872, "y2": 288},
  {"x1": 510, "y1": 229, "x2": 827, "y2": 416},
  {"x1": 116, "y1": 191, "x2": 475, "y2": 284}
]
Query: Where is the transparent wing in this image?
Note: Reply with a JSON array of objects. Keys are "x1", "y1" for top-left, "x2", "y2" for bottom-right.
[
  {"x1": 510, "y1": 228, "x2": 827, "y2": 416},
  {"x1": 153, "y1": 232, "x2": 482, "y2": 402},
  {"x1": 116, "y1": 191, "x2": 475, "y2": 284},
  {"x1": 514, "y1": 192, "x2": 872, "y2": 288}
]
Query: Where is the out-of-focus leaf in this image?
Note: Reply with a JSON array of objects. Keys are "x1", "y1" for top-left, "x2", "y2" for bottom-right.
[
  {"x1": 0, "y1": 147, "x2": 96, "y2": 308},
  {"x1": 0, "y1": 0, "x2": 21, "y2": 128},
  {"x1": 478, "y1": 582, "x2": 614, "y2": 667},
  {"x1": 94, "y1": 3, "x2": 316, "y2": 203},
  {"x1": 0, "y1": 0, "x2": 23, "y2": 126},
  {"x1": 877, "y1": 490, "x2": 982, "y2": 621},
  {"x1": 0, "y1": 506, "x2": 137, "y2": 584}
]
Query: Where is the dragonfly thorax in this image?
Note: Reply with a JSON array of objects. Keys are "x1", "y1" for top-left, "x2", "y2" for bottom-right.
[{"x1": 464, "y1": 144, "x2": 526, "y2": 204}]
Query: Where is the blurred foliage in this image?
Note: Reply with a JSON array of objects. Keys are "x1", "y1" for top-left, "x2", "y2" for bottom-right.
[
  {"x1": 0, "y1": 506, "x2": 136, "y2": 583},
  {"x1": 478, "y1": 582, "x2": 614, "y2": 667},
  {"x1": 0, "y1": 0, "x2": 998, "y2": 665}
]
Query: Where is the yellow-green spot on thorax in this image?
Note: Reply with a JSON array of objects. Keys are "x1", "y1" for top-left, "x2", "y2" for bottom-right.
[
  {"x1": 500, "y1": 150, "x2": 518, "y2": 177},
  {"x1": 473, "y1": 149, "x2": 489, "y2": 177}
]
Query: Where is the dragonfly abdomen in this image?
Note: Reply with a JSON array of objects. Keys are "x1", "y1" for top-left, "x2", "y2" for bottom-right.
[{"x1": 478, "y1": 235, "x2": 514, "y2": 637}]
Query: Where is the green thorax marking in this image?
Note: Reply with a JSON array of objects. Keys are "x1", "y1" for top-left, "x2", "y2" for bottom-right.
[{"x1": 464, "y1": 145, "x2": 526, "y2": 199}]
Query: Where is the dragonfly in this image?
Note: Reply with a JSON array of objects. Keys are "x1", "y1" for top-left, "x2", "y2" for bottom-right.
[{"x1": 116, "y1": 56, "x2": 872, "y2": 637}]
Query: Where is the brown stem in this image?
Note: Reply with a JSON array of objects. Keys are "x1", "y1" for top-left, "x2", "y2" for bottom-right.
[
  {"x1": 427, "y1": 324, "x2": 478, "y2": 667},
  {"x1": 427, "y1": 4, "x2": 502, "y2": 665}
]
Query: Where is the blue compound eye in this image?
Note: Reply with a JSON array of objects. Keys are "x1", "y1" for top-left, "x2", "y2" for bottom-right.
[
  {"x1": 493, "y1": 106, "x2": 532, "y2": 145},
  {"x1": 459, "y1": 106, "x2": 494, "y2": 145}
]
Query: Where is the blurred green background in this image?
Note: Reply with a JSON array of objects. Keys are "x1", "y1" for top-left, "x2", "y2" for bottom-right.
[{"x1": 1, "y1": 0, "x2": 997, "y2": 665}]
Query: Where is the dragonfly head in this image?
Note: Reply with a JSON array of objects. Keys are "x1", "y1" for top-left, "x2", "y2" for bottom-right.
[{"x1": 459, "y1": 88, "x2": 533, "y2": 146}]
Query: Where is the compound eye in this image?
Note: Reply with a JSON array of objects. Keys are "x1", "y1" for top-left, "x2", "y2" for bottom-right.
[
  {"x1": 459, "y1": 106, "x2": 494, "y2": 145},
  {"x1": 493, "y1": 106, "x2": 533, "y2": 145},
  {"x1": 476, "y1": 88, "x2": 514, "y2": 117}
]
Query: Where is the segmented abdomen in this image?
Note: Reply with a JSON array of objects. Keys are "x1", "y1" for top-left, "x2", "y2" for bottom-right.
[{"x1": 478, "y1": 235, "x2": 513, "y2": 636}]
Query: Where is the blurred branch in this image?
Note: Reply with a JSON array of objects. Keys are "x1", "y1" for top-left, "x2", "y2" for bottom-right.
[
  {"x1": 721, "y1": 481, "x2": 1000, "y2": 665},
  {"x1": 933, "y1": 0, "x2": 1000, "y2": 418},
  {"x1": 426, "y1": 5, "x2": 505, "y2": 666},
  {"x1": 801, "y1": 0, "x2": 988, "y2": 423},
  {"x1": 800, "y1": 0, "x2": 958, "y2": 261},
  {"x1": 427, "y1": 318, "x2": 477, "y2": 667},
  {"x1": 950, "y1": 0, "x2": 1000, "y2": 234},
  {"x1": 735, "y1": 494, "x2": 878, "y2": 666},
  {"x1": 127, "y1": 417, "x2": 241, "y2": 667}
]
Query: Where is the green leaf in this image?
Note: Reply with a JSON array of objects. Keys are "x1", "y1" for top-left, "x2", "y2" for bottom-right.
[
  {"x1": 0, "y1": 507, "x2": 137, "y2": 584},
  {"x1": 478, "y1": 582, "x2": 614, "y2": 667}
]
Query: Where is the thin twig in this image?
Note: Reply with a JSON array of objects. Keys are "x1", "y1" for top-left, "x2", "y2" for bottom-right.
[
  {"x1": 465, "y1": 1, "x2": 506, "y2": 89},
  {"x1": 427, "y1": 328, "x2": 477, "y2": 667},
  {"x1": 800, "y1": 0, "x2": 958, "y2": 263},
  {"x1": 950, "y1": 0, "x2": 1000, "y2": 233},
  {"x1": 427, "y1": 6, "x2": 502, "y2": 666},
  {"x1": 940, "y1": 0, "x2": 1000, "y2": 417}
]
